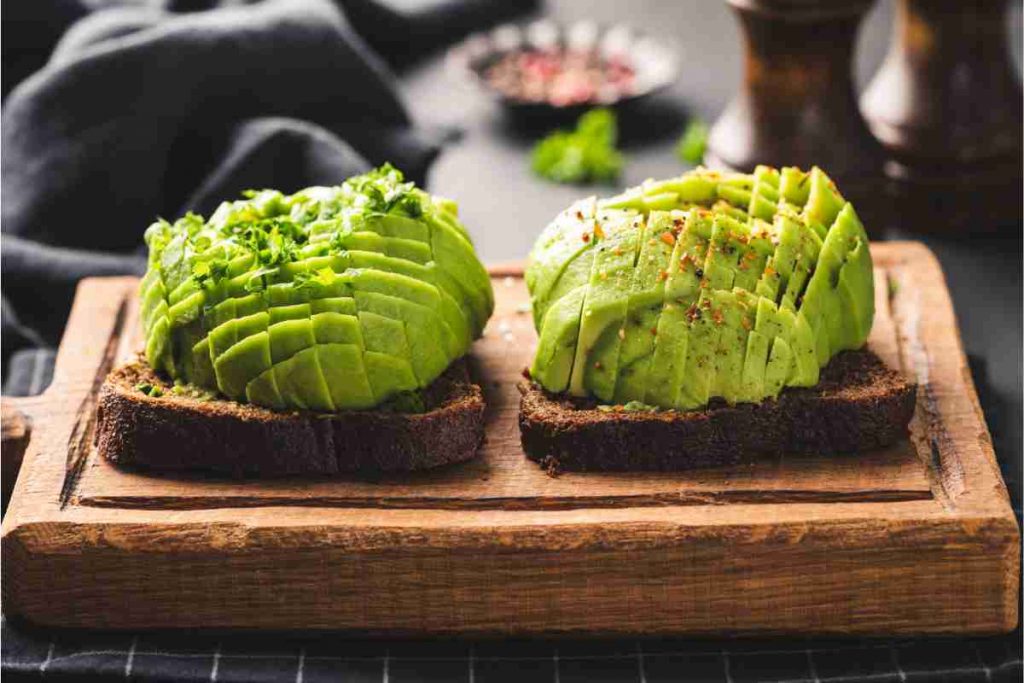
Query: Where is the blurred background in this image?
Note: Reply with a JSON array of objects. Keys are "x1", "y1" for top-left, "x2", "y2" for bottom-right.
[{"x1": 2, "y1": 0, "x2": 1022, "y2": 680}]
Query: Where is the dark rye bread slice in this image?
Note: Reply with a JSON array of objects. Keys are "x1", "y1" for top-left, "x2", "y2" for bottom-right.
[
  {"x1": 96, "y1": 358, "x2": 486, "y2": 476},
  {"x1": 518, "y1": 350, "x2": 916, "y2": 472}
]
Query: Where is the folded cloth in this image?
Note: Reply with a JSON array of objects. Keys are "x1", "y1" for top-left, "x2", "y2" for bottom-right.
[
  {"x1": 339, "y1": 0, "x2": 539, "y2": 66},
  {"x1": 2, "y1": 0, "x2": 529, "y2": 391}
]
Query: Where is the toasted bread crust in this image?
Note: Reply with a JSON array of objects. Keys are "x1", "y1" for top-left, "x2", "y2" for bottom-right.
[
  {"x1": 96, "y1": 359, "x2": 486, "y2": 476},
  {"x1": 518, "y1": 350, "x2": 917, "y2": 471}
]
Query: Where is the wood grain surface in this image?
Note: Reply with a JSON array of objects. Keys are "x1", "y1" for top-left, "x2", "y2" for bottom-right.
[{"x1": 1, "y1": 242, "x2": 1019, "y2": 635}]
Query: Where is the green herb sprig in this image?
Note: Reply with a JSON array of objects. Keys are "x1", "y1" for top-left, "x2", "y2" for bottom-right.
[
  {"x1": 676, "y1": 119, "x2": 709, "y2": 165},
  {"x1": 531, "y1": 108, "x2": 624, "y2": 184}
]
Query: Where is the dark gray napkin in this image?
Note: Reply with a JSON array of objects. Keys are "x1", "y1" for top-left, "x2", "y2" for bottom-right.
[{"x1": 1, "y1": 0, "x2": 461, "y2": 389}]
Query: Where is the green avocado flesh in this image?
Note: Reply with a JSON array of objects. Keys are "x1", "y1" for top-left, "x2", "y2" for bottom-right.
[
  {"x1": 527, "y1": 165, "x2": 874, "y2": 410},
  {"x1": 140, "y1": 164, "x2": 493, "y2": 412}
]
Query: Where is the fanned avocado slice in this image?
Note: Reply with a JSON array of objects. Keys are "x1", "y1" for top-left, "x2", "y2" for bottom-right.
[
  {"x1": 598, "y1": 169, "x2": 718, "y2": 212},
  {"x1": 318, "y1": 344, "x2": 375, "y2": 410},
  {"x1": 703, "y1": 213, "x2": 761, "y2": 293},
  {"x1": 568, "y1": 212, "x2": 643, "y2": 401},
  {"x1": 764, "y1": 336, "x2": 794, "y2": 399},
  {"x1": 246, "y1": 367, "x2": 286, "y2": 410},
  {"x1": 351, "y1": 311, "x2": 419, "y2": 400},
  {"x1": 676, "y1": 290, "x2": 722, "y2": 410},
  {"x1": 311, "y1": 312, "x2": 362, "y2": 345},
  {"x1": 837, "y1": 239, "x2": 873, "y2": 347},
  {"x1": 189, "y1": 337, "x2": 216, "y2": 389},
  {"x1": 644, "y1": 208, "x2": 713, "y2": 408},
  {"x1": 734, "y1": 219, "x2": 774, "y2": 293},
  {"x1": 612, "y1": 211, "x2": 677, "y2": 403},
  {"x1": 530, "y1": 284, "x2": 586, "y2": 394},
  {"x1": 747, "y1": 165, "x2": 781, "y2": 221},
  {"x1": 368, "y1": 211, "x2": 491, "y2": 336},
  {"x1": 264, "y1": 313, "x2": 331, "y2": 411},
  {"x1": 310, "y1": 297, "x2": 357, "y2": 315},
  {"x1": 233, "y1": 293, "x2": 269, "y2": 317},
  {"x1": 711, "y1": 289, "x2": 755, "y2": 405},
  {"x1": 640, "y1": 173, "x2": 719, "y2": 204},
  {"x1": 167, "y1": 290, "x2": 204, "y2": 328},
  {"x1": 778, "y1": 166, "x2": 810, "y2": 208},
  {"x1": 339, "y1": 230, "x2": 432, "y2": 264},
  {"x1": 275, "y1": 347, "x2": 334, "y2": 412},
  {"x1": 369, "y1": 213, "x2": 430, "y2": 242},
  {"x1": 173, "y1": 322, "x2": 205, "y2": 384},
  {"x1": 803, "y1": 167, "x2": 845, "y2": 230},
  {"x1": 363, "y1": 351, "x2": 418, "y2": 403},
  {"x1": 140, "y1": 274, "x2": 168, "y2": 333},
  {"x1": 269, "y1": 318, "x2": 316, "y2": 364},
  {"x1": 145, "y1": 312, "x2": 174, "y2": 376},
  {"x1": 739, "y1": 330, "x2": 770, "y2": 403},
  {"x1": 269, "y1": 303, "x2": 311, "y2": 324},
  {"x1": 426, "y1": 214, "x2": 495, "y2": 329},
  {"x1": 800, "y1": 202, "x2": 872, "y2": 357},
  {"x1": 347, "y1": 251, "x2": 471, "y2": 356},
  {"x1": 526, "y1": 198, "x2": 598, "y2": 328},
  {"x1": 715, "y1": 173, "x2": 754, "y2": 211},
  {"x1": 352, "y1": 290, "x2": 451, "y2": 385},
  {"x1": 214, "y1": 331, "x2": 272, "y2": 400}
]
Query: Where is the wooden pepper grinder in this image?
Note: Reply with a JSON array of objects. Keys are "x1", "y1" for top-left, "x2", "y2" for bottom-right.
[
  {"x1": 706, "y1": 0, "x2": 887, "y2": 233},
  {"x1": 861, "y1": 0, "x2": 1022, "y2": 235}
]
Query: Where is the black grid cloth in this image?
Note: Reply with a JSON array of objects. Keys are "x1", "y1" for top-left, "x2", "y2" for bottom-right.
[{"x1": 3, "y1": 621, "x2": 1022, "y2": 683}]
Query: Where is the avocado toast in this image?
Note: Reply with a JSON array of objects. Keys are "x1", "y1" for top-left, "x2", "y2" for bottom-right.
[
  {"x1": 520, "y1": 166, "x2": 916, "y2": 471},
  {"x1": 96, "y1": 165, "x2": 494, "y2": 475}
]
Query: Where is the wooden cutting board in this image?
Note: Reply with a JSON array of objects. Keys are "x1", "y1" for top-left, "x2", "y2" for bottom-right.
[{"x1": 1, "y1": 241, "x2": 1018, "y2": 635}]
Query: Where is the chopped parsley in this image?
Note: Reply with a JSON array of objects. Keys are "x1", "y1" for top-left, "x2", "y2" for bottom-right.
[{"x1": 135, "y1": 382, "x2": 164, "y2": 398}]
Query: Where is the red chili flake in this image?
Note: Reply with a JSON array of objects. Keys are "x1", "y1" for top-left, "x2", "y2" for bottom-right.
[
  {"x1": 575, "y1": 210, "x2": 584, "y2": 220},
  {"x1": 582, "y1": 232, "x2": 591, "y2": 242},
  {"x1": 660, "y1": 232, "x2": 676, "y2": 246},
  {"x1": 712, "y1": 309, "x2": 724, "y2": 325},
  {"x1": 764, "y1": 265, "x2": 776, "y2": 277},
  {"x1": 686, "y1": 304, "x2": 700, "y2": 321},
  {"x1": 657, "y1": 269, "x2": 669, "y2": 281},
  {"x1": 650, "y1": 326, "x2": 658, "y2": 335}
]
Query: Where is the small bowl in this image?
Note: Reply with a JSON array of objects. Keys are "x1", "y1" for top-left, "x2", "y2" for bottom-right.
[{"x1": 447, "y1": 19, "x2": 678, "y2": 117}]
